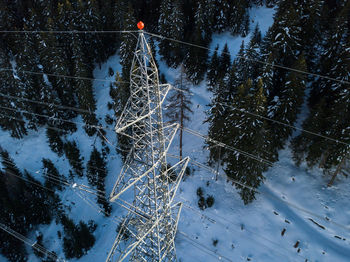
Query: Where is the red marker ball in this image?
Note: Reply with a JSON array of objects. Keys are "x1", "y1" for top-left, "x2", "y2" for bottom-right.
[{"x1": 137, "y1": 21, "x2": 144, "y2": 30}]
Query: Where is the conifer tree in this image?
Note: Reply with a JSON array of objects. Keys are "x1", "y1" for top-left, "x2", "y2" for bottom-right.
[
  {"x1": 87, "y1": 147, "x2": 111, "y2": 215},
  {"x1": 291, "y1": 2, "x2": 350, "y2": 183},
  {"x1": 183, "y1": 0, "x2": 213, "y2": 84},
  {"x1": 61, "y1": 215, "x2": 96, "y2": 259},
  {"x1": 218, "y1": 43, "x2": 231, "y2": 81},
  {"x1": 46, "y1": 128, "x2": 65, "y2": 156},
  {"x1": 165, "y1": 65, "x2": 193, "y2": 160},
  {"x1": 268, "y1": 55, "x2": 307, "y2": 150},
  {"x1": 223, "y1": 79, "x2": 277, "y2": 204},
  {"x1": 38, "y1": 17, "x2": 77, "y2": 132},
  {"x1": 72, "y1": 36, "x2": 99, "y2": 136},
  {"x1": 120, "y1": 2, "x2": 137, "y2": 82},
  {"x1": 206, "y1": 79, "x2": 231, "y2": 164},
  {"x1": 64, "y1": 140, "x2": 84, "y2": 177},
  {"x1": 207, "y1": 46, "x2": 220, "y2": 89},
  {"x1": 42, "y1": 158, "x2": 64, "y2": 191},
  {"x1": 0, "y1": 48, "x2": 27, "y2": 139},
  {"x1": 158, "y1": 0, "x2": 185, "y2": 67}
]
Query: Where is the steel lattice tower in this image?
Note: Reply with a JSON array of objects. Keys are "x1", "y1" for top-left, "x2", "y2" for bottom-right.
[{"x1": 106, "y1": 25, "x2": 189, "y2": 262}]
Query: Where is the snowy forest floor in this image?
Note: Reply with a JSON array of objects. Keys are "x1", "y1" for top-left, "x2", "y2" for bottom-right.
[{"x1": 1, "y1": 5, "x2": 350, "y2": 262}]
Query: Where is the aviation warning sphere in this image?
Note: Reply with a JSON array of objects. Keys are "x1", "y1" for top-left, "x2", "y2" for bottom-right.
[{"x1": 137, "y1": 21, "x2": 144, "y2": 30}]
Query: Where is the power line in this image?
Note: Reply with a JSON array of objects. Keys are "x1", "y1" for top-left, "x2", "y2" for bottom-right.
[
  {"x1": 1, "y1": 161, "x2": 233, "y2": 262},
  {"x1": 73, "y1": 188, "x2": 233, "y2": 262},
  {"x1": 0, "y1": 30, "x2": 138, "y2": 34},
  {"x1": 0, "y1": 92, "x2": 92, "y2": 115},
  {"x1": 0, "y1": 222, "x2": 65, "y2": 262},
  {"x1": 167, "y1": 153, "x2": 350, "y2": 232},
  {"x1": 1, "y1": 150, "x2": 343, "y2": 261},
  {"x1": 0, "y1": 104, "x2": 111, "y2": 132},
  {"x1": 143, "y1": 31, "x2": 350, "y2": 86},
  {"x1": 214, "y1": 101, "x2": 350, "y2": 147},
  {"x1": 0, "y1": 68, "x2": 130, "y2": 84},
  {"x1": 1, "y1": 104, "x2": 348, "y2": 232},
  {"x1": 1, "y1": 104, "x2": 348, "y2": 233}
]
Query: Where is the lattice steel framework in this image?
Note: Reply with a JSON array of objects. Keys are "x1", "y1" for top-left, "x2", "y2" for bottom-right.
[{"x1": 106, "y1": 30, "x2": 189, "y2": 262}]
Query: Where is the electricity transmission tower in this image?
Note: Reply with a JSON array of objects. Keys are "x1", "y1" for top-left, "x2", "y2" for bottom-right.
[{"x1": 107, "y1": 23, "x2": 189, "y2": 262}]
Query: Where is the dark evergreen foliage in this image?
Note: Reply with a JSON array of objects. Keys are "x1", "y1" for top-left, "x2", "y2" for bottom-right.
[
  {"x1": 63, "y1": 140, "x2": 84, "y2": 177},
  {"x1": 61, "y1": 215, "x2": 96, "y2": 259},
  {"x1": 42, "y1": 158, "x2": 64, "y2": 191},
  {"x1": 46, "y1": 128, "x2": 64, "y2": 156},
  {"x1": 87, "y1": 147, "x2": 111, "y2": 215}
]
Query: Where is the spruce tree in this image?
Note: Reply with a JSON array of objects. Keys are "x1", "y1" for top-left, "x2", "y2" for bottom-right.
[
  {"x1": 46, "y1": 128, "x2": 64, "y2": 156},
  {"x1": 207, "y1": 45, "x2": 220, "y2": 89},
  {"x1": 63, "y1": 140, "x2": 84, "y2": 177},
  {"x1": 42, "y1": 158, "x2": 64, "y2": 191},
  {"x1": 158, "y1": 0, "x2": 185, "y2": 67},
  {"x1": 291, "y1": 2, "x2": 350, "y2": 182},
  {"x1": 0, "y1": 47, "x2": 27, "y2": 138},
  {"x1": 183, "y1": 0, "x2": 213, "y2": 84},
  {"x1": 218, "y1": 43, "x2": 231, "y2": 81},
  {"x1": 268, "y1": 55, "x2": 307, "y2": 150},
  {"x1": 224, "y1": 79, "x2": 277, "y2": 204},
  {"x1": 87, "y1": 147, "x2": 111, "y2": 215},
  {"x1": 206, "y1": 79, "x2": 231, "y2": 164}
]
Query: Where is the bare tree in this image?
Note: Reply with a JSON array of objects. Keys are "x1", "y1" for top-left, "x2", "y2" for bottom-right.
[{"x1": 165, "y1": 64, "x2": 193, "y2": 159}]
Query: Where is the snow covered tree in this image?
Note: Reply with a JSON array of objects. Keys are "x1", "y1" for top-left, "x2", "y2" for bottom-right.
[
  {"x1": 64, "y1": 140, "x2": 84, "y2": 177},
  {"x1": 119, "y1": 1, "x2": 137, "y2": 85},
  {"x1": 46, "y1": 128, "x2": 64, "y2": 156},
  {"x1": 207, "y1": 45, "x2": 220, "y2": 89},
  {"x1": 87, "y1": 147, "x2": 111, "y2": 215},
  {"x1": 61, "y1": 215, "x2": 96, "y2": 259},
  {"x1": 0, "y1": 47, "x2": 27, "y2": 139},
  {"x1": 224, "y1": 79, "x2": 277, "y2": 204},
  {"x1": 72, "y1": 36, "x2": 99, "y2": 136},
  {"x1": 183, "y1": 0, "x2": 213, "y2": 84},
  {"x1": 38, "y1": 17, "x2": 77, "y2": 132},
  {"x1": 218, "y1": 43, "x2": 231, "y2": 81},
  {"x1": 158, "y1": 0, "x2": 185, "y2": 67},
  {"x1": 165, "y1": 65, "x2": 193, "y2": 160},
  {"x1": 206, "y1": 79, "x2": 231, "y2": 164},
  {"x1": 291, "y1": 2, "x2": 350, "y2": 184},
  {"x1": 267, "y1": 55, "x2": 307, "y2": 150}
]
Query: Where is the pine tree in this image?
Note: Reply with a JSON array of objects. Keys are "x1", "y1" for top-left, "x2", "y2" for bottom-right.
[
  {"x1": 87, "y1": 147, "x2": 111, "y2": 215},
  {"x1": 165, "y1": 65, "x2": 193, "y2": 160},
  {"x1": 42, "y1": 158, "x2": 64, "y2": 191},
  {"x1": 15, "y1": 8, "x2": 57, "y2": 130},
  {"x1": 0, "y1": 46, "x2": 27, "y2": 138},
  {"x1": 158, "y1": 0, "x2": 185, "y2": 67},
  {"x1": 119, "y1": 2, "x2": 137, "y2": 82},
  {"x1": 46, "y1": 128, "x2": 65, "y2": 156},
  {"x1": 206, "y1": 79, "x2": 231, "y2": 164},
  {"x1": 291, "y1": 2, "x2": 350, "y2": 182},
  {"x1": 61, "y1": 215, "x2": 96, "y2": 259},
  {"x1": 267, "y1": 55, "x2": 307, "y2": 150},
  {"x1": 207, "y1": 45, "x2": 220, "y2": 89},
  {"x1": 71, "y1": 35, "x2": 99, "y2": 136},
  {"x1": 64, "y1": 140, "x2": 84, "y2": 177},
  {"x1": 218, "y1": 43, "x2": 231, "y2": 81},
  {"x1": 183, "y1": 0, "x2": 213, "y2": 84},
  {"x1": 224, "y1": 79, "x2": 277, "y2": 204}
]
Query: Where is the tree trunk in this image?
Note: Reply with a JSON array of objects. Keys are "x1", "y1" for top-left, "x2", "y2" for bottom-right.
[
  {"x1": 319, "y1": 151, "x2": 329, "y2": 168},
  {"x1": 328, "y1": 157, "x2": 345, "y2": 187},
  {"x1": 215, "y1": 146, "x2": 221, "y2": 181}
]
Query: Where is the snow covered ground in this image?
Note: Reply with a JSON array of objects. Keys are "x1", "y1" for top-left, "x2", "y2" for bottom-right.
[{"x1": 1, "y1": 5, "x2": 350, "y2": 262}]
